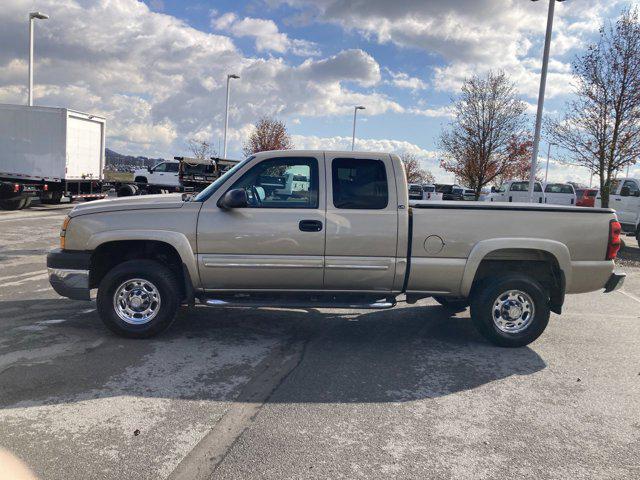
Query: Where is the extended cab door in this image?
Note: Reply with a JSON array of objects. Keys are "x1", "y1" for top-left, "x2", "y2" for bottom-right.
[
  {"x1": 323, "y1": 153, "x2": 399, "y2": 291},
  {"x1": 196, "y1": 153, "x2": 326, "y2": 290}
]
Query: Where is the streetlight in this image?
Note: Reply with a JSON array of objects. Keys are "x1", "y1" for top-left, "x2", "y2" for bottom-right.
[
  {"x1": 28, "y1": 11, "x2": 49, "y2": 107},
  {"x1": 351, "y1": 106, "x2": 365, "y2": 151},
  {"x1": 544, "y1": 142, "x2": 556, "y2": 183},
  {"x1": 528, "y1": 0, "x2": 565, "y2": 201},
  {"x1": 223, "y1": 73, "x2": 239, "y2": 158}
]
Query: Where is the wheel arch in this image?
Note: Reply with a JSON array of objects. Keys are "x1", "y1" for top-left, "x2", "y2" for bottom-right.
[
  {"x1": 460, "y1": 239, "x2": 571, "y2": 310},
  {"x1": 87, "y1": 231, "x2": 200, "y2": 298}
]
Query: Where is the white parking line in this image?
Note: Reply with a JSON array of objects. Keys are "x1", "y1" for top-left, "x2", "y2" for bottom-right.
[{"x1": 617, "y1": 289, "x2": 640, "y2": 304}]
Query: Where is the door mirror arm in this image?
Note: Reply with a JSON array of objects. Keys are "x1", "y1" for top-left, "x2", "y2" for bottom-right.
[{"x1": 218, "y1": 189, "x2": 248, "y2": 209}]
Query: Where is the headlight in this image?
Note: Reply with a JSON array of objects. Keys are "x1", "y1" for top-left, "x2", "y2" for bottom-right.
[{"x1": 60, "y1": 216, "x2": 71, "y2": 249}]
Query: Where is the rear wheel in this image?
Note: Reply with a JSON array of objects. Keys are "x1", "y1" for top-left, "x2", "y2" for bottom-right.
[
  {"x1": 470, "y1": 274, "x2": 550, "y2": 348},
  {"x1": 0, "y1": 196, "x2": 30, "y2": 210},
  {"x1": 97, "y1": 260, "x2": 181, "y2": 338},
  {"x1": 41, "y1": 192, "x2": 64, "y2": 204}
]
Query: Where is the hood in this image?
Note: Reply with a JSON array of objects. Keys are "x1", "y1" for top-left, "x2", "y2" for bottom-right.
[{"x1": 68, "y1": 193, "x2": 186, "y2": 217}]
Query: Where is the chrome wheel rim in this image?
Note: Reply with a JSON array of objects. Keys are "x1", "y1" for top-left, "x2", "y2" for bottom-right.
[
  {"x1": 113, "y1": 278, "x2": 161, "y2": 325},
  {"x1": 492, "y1": 289, "x2": 535, "y2": 334}
]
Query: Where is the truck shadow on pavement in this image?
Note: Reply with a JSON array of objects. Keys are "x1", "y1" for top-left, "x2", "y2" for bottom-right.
[{"x1": 0, "y1": 298, "x2": 546, "y2": 409}]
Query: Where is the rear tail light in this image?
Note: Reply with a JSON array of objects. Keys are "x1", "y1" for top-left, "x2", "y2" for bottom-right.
[{"x1": 607, "y1": 220, "x2": 622, "y2": 260}]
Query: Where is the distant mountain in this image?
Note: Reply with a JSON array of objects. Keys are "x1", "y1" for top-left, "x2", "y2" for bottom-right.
[{"x1": 105, "y1": 148, "x2": 165, "y2": 168}]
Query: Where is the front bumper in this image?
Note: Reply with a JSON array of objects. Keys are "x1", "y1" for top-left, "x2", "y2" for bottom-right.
[
  {"x1": 604, "y1": 271, "x2": 626, "y2": 293},
  {"x1": 47, "y1": 248, "x2": 92, "y2": 301}
]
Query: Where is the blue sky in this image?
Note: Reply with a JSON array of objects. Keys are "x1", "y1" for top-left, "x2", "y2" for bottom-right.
[{"x1": 0, "y1": 0, "x2": 635, "y2": 183}]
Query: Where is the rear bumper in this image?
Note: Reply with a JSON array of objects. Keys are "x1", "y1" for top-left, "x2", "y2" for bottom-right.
[
  {"x1": 604, "y1": 271, "x2": 626, "y2": 293},
  {"x1": 47, "y1": 248, "x2": 92, "y2": 301}
]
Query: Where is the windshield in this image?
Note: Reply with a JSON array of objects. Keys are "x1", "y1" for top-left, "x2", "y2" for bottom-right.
[{"x1": 193, "y1": 156, "x2": 254, "y2": 202}]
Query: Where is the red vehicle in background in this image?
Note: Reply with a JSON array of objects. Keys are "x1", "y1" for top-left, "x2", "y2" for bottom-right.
[{"x1": 576, "y1": 188, "x2": 598, "y2": 207}]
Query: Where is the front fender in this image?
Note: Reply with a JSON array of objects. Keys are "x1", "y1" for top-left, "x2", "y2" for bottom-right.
[
  {"x1": 86, "y1": 230, "x2": 200, "y2": 289},
  {"x1": 459, "y1": 238, "x2": 571, "y2": 297}
]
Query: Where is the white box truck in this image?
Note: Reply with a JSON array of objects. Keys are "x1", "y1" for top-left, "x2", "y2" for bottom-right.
[{"x1": 0, "y1": 104, "x2": 108, "y2": 209}]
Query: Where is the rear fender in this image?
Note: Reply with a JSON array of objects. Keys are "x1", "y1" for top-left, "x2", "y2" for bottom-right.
[{"x1": 459, "y1": 238, "x2": 571, "y2": 297}]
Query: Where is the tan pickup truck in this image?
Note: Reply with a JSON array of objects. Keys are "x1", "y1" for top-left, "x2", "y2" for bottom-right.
[{"x1": 47, "y1": 150, "x2": 625, "y2": 347}]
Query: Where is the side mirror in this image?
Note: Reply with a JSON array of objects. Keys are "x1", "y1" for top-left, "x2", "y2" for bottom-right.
[
  {"x1": 218, "y1": 189, "x2": 248, "y2": 209},
  {"x1": 491, "y1": 186, "x2": 497, "y2": 193},
  {"x1": 147, "y1": 166, "x2": 153, "y2": 173},
  {"x1": 620, "y1": 186, "x2": 630, "y2": 197}
]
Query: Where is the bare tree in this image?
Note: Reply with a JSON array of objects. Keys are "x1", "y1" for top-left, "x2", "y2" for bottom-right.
[
  {"x1": 547, "y1": 8, "x2": 640, "y2": 207},
  {"x1": 400, "y1": 152, "x2": 435, "y2": 184},
  {"x1": 242, "y1": 116, "x2": 293, "y2": 157},
  {"x1": 187, "y1": 139, "x2": 216, "y2": 161},
  {"x1": 439, "y1": 71, "x2": 527, "y2": 199}
]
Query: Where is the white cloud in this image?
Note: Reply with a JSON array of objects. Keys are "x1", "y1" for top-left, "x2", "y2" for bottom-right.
[
  {"x1": 211, "y1": 13, "x2": 320, "y2": 56},
  {"x1": 386, "y1": 69, "x2": 427, "y2": 91},
  {"x1": 0, "y1": 0, "x2": 399, "y2": 158},
  {"x1": 270, "y1": 0, "x2": 626, "y2": 99},
  {"x1": 291, "y1": 134, "x2": 454, "y2": 181}
]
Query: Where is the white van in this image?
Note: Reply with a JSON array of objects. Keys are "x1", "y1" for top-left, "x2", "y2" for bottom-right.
[
  {"x1": 487, "y1": 180, "x2": 544, "y2": 203},
  {"x1": 609, "y1": 178, "x2": 640, "y2": 239},
  {"x1": 543, "y1": 183, "x2": 576, "y2": 205}
]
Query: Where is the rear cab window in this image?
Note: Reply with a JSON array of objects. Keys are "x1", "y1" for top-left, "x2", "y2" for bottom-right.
[
  {"x1": 544, "y1": 183, "x2": 574, "y2": 194},
  {"x1": 332, "y1": 158, "x2": 388, "y2": 209},
  {"x1": 510, "y1": 181, "x2": 542, "y2": 192}
]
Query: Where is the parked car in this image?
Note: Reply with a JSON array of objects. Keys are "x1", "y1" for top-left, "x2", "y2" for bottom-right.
[
  {"x1": 133, "y1": 160, "x2": 180, "y2": 187},
  {"x1": 408, "y1": 184, "x2": 444, "y2": 201},
  {"x1": 48, "y1": 150, "x2": 624, "y2": 348},
  {"x1": 436, "y1": 184, "x2": 464, "y2": 201},
  {"x1": 608, "y1": 178, "x2": 640, "y2": 241},
  {"x1": 576, "y1": 188, "x2": 599, "y2": 207},
  {"x1": 486, "y1": 180, "x2": 544, "y2": 203},
  {"x1": 408, "y1": 183, "x2": 424, "y2": 200},
  {"x1": 422, "y1": 184, "x2": 443, "y2": 201},
  {"x1": 544, "y1": 183, "x2": 576, "y2": 205}
]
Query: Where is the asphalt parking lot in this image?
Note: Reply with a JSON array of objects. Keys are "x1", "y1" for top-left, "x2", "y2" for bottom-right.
[{"x1": 0, "y1": 203, "x2": 639, "y2": 480}]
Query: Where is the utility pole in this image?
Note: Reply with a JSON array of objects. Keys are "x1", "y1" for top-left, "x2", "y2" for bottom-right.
[
  {"x1": 351, "y1": 106, "x2": 365, "y2": 151},
  {"x1": 528, "y1": 0, "x2": 565, "y2": 201},
  {"x1": 223, "y1": 73, "x2": 239, "y2": 158},
  {"x1": 28, "y1": 11, "x2": 49, "y2": 106}
]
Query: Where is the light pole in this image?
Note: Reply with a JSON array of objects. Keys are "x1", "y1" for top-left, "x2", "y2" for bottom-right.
[
  {"x1": 544, "y1": 142, "x2": 556, "y2": 183},
  {"x1": 528, "y1": 0, "x2": 565, "y2": 201},
  {"x1": 351, "y1": 106, "x2": 365, "y2": 151},
  {"x1": 28, "y1": 11, "x2": 49, "y2": 106},
  {"x1": 223, "y1": 73, "x2": 239, "y2": 158}
]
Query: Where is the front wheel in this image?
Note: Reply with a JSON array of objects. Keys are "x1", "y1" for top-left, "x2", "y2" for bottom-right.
[
  {"x1": 97, "y1": 260, "x2": 181, "y2": 338},
  {"x1": 470, "y1": 274, "x2": 550, "y2": 348}
]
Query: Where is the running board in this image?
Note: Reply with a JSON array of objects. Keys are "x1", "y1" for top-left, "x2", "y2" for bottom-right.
[{"x1": 201, "y1": 293, "x2": 396, "y2": 310}]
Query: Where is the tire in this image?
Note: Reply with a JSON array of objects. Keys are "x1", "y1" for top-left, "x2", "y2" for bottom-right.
[
  {"x1": 41, "y1": 192, "x2": 63, "y2": 204},
  {"x1": 117, "y1": 184, "x2": 138, "y2": 197},
  {"x1": 97, "y1": 260, "x2": 181, "y2": 338},
  {"x1": 433, "y1": 296, "x2": 468, "y2": 312},
  {"x1": 0, "y1": 196, "x2": 28, "y2": 210},
  {"x1": 470, "y1": 274, "x2": 550, "y2": 348}
]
